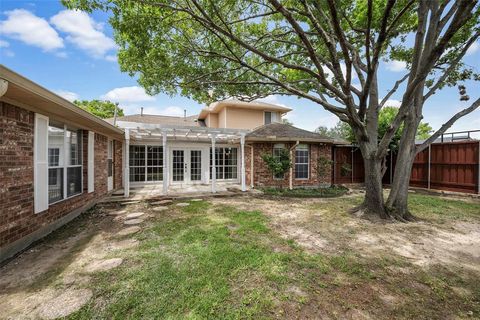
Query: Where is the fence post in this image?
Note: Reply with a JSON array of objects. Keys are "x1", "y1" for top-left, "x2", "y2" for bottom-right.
[{"x1": 428, "y1": 144, "x2": 431, "y2": 189}]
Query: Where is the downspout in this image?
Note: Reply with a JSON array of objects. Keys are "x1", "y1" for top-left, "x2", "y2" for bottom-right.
[{"x1": 289, "y1": 141, "x2": 300, "y2": 190}]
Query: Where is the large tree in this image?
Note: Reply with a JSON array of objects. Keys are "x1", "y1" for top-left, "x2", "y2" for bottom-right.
[
  {"x1": 74, "y1": 99, "x2": 124, "y2": 119},
  {"x1": 64, "y1": 0, "x2": 480, "y2": 220}
]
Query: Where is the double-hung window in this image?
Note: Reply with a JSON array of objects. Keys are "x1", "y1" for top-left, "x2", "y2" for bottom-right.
[
  {"x1": 294, "y1": 144, "x2": 309, "y2": 179},
  {"x1": 47, "y1": 123, "x2": 82, "y2": 204},
  {"x1": 273, "y1": 143, "x2": 286, "y2": 179}
]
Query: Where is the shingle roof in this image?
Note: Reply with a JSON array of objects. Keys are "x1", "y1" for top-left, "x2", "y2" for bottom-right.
[
  {"x1": 246, "y1": 122, "x2": 334, "y2": 143},
  {"x1": 105, "y1": 114, "x2": 204, "y2": 127}
]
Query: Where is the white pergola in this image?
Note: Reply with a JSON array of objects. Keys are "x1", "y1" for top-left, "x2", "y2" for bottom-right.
[{"x1": 122, "y1": 123, "x2": 248, "y2": 197}]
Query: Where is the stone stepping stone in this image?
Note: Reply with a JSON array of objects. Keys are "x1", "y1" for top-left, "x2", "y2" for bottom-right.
[
  {"x1": 125, "y1": 212, "x2": 145, "y2": 219},
  {"x1": 84, "y1": 258, "x2": 123, "y2": 273},
  {"x1": 152, "y1": 207, "x2": 168, "y2": 212},
  {"x1": 107, "y1": 239, "x2": 139, "y2": 251},
  {"x1": 176, "y1": 202, "x2": 190, "y2": 207},
  {"x1": 108, "y1": 209, "x2": 127, "y2": 216},
  {"x1": 123, "y1": 218, "x2": 144, "y2": 225},
  {"x1": 151, "y1": 199, "x2": 173, "y2": 206},
  {"x1": 37, "y1": 288, "x2": 93, "y2": 319},
  {"x1": 118, "y1": 226, "x2": 141, "y2": 236}
]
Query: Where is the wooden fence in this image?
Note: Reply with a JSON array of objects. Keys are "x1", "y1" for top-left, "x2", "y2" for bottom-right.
[{"x1": 332, "y1": 141, "x2": 480, "y2": 194}]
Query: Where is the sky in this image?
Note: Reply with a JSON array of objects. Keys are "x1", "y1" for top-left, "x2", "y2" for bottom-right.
[{"x1": 1, "y1": 0, "x2": 479, "y2": 133}]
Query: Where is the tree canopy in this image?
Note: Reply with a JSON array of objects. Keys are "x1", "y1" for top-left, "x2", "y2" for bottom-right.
[
  {"x1": 63, "y1": 0, "x2": 480, "y2": 219},
  {"x1": 317, "y1": 107, "x2": 432, "y2": 150},
  {"x1": 74, "y1": 99, "x2": 124, "y2": 119}
]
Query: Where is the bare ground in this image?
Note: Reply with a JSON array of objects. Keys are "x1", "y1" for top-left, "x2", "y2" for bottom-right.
[
  {"x1": 211, "y1": 194, "x2": 480, "y2": 272},
  {"x1": 0, "y1": 202, "x2": 147, "y2": 320},
  {"x1": 0, "y1": 193, "x2": 479, "y2": 319}
]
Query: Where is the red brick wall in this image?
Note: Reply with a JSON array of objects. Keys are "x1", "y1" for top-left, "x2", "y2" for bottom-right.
[
  {"x1": 247, "y1": 142, "x2": 332, "y2": 188},
  {"x1": 0, "y1": 101, "x2": 121, "y2": 249},
  {"x1": 114, "y1": 140, "x2": 123, "y2": 189}
]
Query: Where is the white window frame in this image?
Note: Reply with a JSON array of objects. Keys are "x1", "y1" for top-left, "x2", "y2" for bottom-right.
[
  {"x1": 47, "y1": 123, "x2": 83, "y2": 205},
  {"x1": 264, "y1": 111, "x2": 272, "y2": 125},
  {"x1": 209, "y1": 147, "x2": 239, "y2": 181},
  {"x1": 294, "y1": 144, "x2": 309, "y2": 180},
  {"x1": 273, "y1": 143, "x2": 286, "y2": 180},
  {"x1": 128, "y1": 144, "x2": 164, "y2": 183}
]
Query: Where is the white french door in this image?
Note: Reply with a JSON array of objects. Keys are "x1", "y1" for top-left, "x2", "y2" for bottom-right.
[{"x1": 171, "y1": 148, "x2": 202, "y2": 184}]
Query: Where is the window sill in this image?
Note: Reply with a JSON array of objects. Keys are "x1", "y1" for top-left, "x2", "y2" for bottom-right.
[{"x1": 47, "y1": 191, "x2": 83, "y2": 209}]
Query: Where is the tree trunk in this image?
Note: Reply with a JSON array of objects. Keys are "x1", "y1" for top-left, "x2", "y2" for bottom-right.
[
  {"x1": 386, "y1": 116, "x2": 421, "y2": 221},
  {"x1": 361, "y1": 157, "x2": 387, "y2": 218}
]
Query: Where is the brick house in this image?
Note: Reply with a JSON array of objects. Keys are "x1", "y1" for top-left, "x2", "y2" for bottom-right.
[
  {"x1": 1, "y1": 65, "x2": 336, "y2": 262},
  {"x1": 1, "y1": 66, "x2": 124, "y2": 262}
]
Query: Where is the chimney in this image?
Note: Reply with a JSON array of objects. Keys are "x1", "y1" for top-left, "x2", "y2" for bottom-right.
[
  {"x1": 140, "y1": 107, "x2": 144, "y2": 116},
  {"x1": 184, "y1": 109, "x2": 187, "y2": 121}
]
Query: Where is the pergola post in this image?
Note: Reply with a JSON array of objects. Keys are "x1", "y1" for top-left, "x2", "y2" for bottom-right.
[
  {"x1": 240, "y1": 133, "x2": 246, "y2": 191},
  {"x1": 124, "y1": 128, "x2": 130, "y2": 198},
  {"x1": 162, "y1": 131, "x2": 168, "y2": 194},
  {"x1": 211, "y1": 134, "x2": 216, "y2": 193}
]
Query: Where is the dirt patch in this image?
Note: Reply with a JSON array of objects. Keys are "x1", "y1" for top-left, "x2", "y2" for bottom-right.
[
  {"x1": 211, "y1": 196, "x2": 480, "y2": 271},
  {"x1": 0, "y1": 204, "x2": 143, "y2": 319},
  {"x1": 37, "y1": 288, "x2": 93, "y2": 319},
  {"x1": 84, "y1": 258, "x2": 123, "y2": 273}
]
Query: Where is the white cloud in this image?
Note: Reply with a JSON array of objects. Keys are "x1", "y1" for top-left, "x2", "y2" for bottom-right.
[
  {"x1": 466, "y1": 41, "x2": 479, "y2": 56},
  {"x1": 101, "y1": 86, "x2": 155, "y2": 103},
  {"x1": 380, "y1": 98, "x2": 402, "y2": 108},
  {"x1": 0, "y1": 9, "x2": 64, "y2": 51},
  {"x1": 50, "y1": 10, "x2": 116, "y2": 58},
  {"x1": 105, "y1": 54, "x2": 117, "y2": 62},
  {"x1": 55, "y1": 90, "x2": 79, "y2": 102},
  {"x1": 144, "y1": 106, "x2": 184, "y2": 116},
  {"x1": 255, "y1": 95, "x2": 288, "y2": 108},
  {"x1": 385, "y1": 60, "x2": 407, "y2": 72},
  {"x1": 0, "y1": 40, "x2": 9, "y2": 48}
]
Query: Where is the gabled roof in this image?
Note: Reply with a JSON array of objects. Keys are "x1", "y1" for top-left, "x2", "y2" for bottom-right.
[
  {"x1": 246, "y1": 122, "x2": 334, "y2": 143},
  {"x1": 105, "y1": 114, "x2": 204, "y2": 127}
]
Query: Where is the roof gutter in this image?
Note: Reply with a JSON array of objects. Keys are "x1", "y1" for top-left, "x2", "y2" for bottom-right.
[{"x1": 0, "y1": 64, "x2": 124, "y2": 136}]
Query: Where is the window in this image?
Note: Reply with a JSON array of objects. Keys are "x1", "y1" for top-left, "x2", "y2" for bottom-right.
[
  {"x1": 273, "y1": 143, "x2": 286, "y2": 179},
  {"x1": 129, "y1": 145, "x2": 163, "y2": 182},
  {"x1": 47, "y1": 123, "x2": 82, "y2": 204},
  {"x1": 295, "y1": 144, "x2": 309, "y2": 179},
  {"x1": 264, "y1": 111, "x2": 272, "y2": 125},
  {"x1": 210, "y1": 147, "x2": 238, "y2": 180},
  {"x1": 147, "y1": 146, "x2": 163, "y2": 181},
  {"x1": 107, "y1": 140, "x2": 113, "y2": 178}
]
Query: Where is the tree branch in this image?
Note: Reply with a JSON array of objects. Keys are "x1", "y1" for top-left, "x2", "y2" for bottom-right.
[{"x1": 416, "y1": 97, "x2": 480, "y2": 152}]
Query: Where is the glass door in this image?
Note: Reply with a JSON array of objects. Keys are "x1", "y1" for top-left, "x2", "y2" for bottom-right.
[
  {"x1": 190, "y1": 150, "x2": 202, "y2": 182},
  {"x1": 172, "y1": 150, "x2": 185, "y2": 182}
]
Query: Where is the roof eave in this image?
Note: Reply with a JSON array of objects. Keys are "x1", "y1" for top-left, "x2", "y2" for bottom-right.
[{"x1": 0, "y1": 64, "x2": 124, "y2": 138}]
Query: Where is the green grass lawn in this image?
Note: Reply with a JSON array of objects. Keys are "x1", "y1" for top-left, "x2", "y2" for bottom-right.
[{"x1": 66, "y1": 195, "x2": 480, "y2": 319}]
